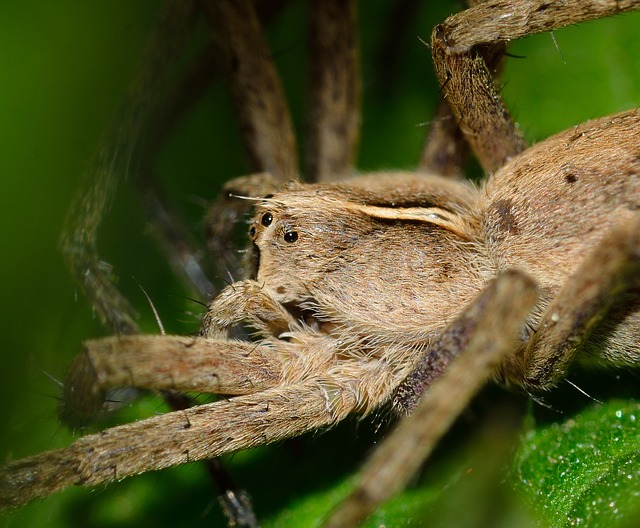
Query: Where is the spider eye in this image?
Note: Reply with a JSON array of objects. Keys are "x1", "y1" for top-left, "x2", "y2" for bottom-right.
[
  {"x1": 261, "y1": 213, "x2": 273, "y2": 227},
  {"x1": 283, "y1": 230, "x2": 298, "y2": 243},
  {"x1": 249, "y1": 226, "x2": 256, "y2": 237}
]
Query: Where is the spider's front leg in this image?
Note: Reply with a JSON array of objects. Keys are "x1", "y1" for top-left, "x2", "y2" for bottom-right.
[
  {"x1": 1, "y1": 376, "x2": 359, "y2": 511},
  {"x1": 1, "y1": 321, "x2": 384, "y2": 510},
  {"x1": 60, "y1": 335, "x2": 286, "y2": 426}
]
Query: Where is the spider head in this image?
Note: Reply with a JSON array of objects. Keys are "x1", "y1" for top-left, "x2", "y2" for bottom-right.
[
  {"x1": 248, "y1": 177, "x2": 489, "y2": 333},
  {"x1": 249, "y1": 195, "x2": 313, "y2": 304},
  {"x1": 248, "y1": 184, "x2": 379, "y2": 306}
]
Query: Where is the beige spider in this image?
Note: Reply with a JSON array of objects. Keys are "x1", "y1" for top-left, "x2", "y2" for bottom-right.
[{"x1": 2, "y1": 1, "x2": 640, "y2": 527}]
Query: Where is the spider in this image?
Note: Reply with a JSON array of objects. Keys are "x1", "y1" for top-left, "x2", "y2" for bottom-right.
[{"x1": 2, "y1": 1, "x2": 640, "y2": 527}]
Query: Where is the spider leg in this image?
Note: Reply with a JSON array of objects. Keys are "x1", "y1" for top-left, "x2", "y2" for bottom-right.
[
  {"x1": 131, "y1": 3, "x2": 294, "y2": 301},
  {"x1": 0, "y1": 382, "x2": 344, "y2": 509},
  {"x1": 198, "y1": 0, "x2": 299, "y2": 287},
  {"x1": 322, "y1": 269, "x2": 538, "y2": 528},
  {"x1": 129, "y1": 5, "x2": 295, "y2": 520},
  {"x1": 419, "y1": 0, "x2": 508, "y2": 179},
  {"x1": 56, "y1": 3, "x2": 268, "y2": 523},
  {"x1": 306, "y1": 0, "x2": 360, "y2": 182},
  {"x1": 431, "y1": 0, "x2": 640, "y2": 173},
  {"x1": 200, "y1": 0, "x2": 298, "y2": 181},
  {"x1": 60, "y1": 0, "x2": 198, "y2": 335},
  {"x1": 134, "y1": 40, "x2": 222, "y2": 301},
  {"x1": 59, "y1": 335, "x2": 286, "y2": 426},
  {"x1": 139, "y1": 1, "x2": 292, "y2": 176},
  {"x1": 61, "y1": 278, "x2": 305, "y2": 425},
  {"x1": 1, "y1": 345, "x2": 403, "y2": 511},
  {"x1": 418, "y1": 99, "x2": 471, "y2": 179},
  {"x1": 505, "y1": 216, "x2": 640, "y2": 390}
]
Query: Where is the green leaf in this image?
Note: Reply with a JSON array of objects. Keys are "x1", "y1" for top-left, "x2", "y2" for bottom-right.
[
  {"x1": 263, "y1": 476, "x2": 441, "y2": 528},
  {"x1": 513, "y1": 400, "x2": 640, "y2": 528}
]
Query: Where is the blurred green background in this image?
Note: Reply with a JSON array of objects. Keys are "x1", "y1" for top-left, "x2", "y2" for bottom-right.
[{"x1": 1, "y1": 1, "x2": 640, "y2": 527}]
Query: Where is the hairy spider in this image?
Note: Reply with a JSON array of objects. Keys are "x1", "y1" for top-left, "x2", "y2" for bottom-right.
[{"x1": 2, "y1": 1, "x2": 640, "y2": 527}]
